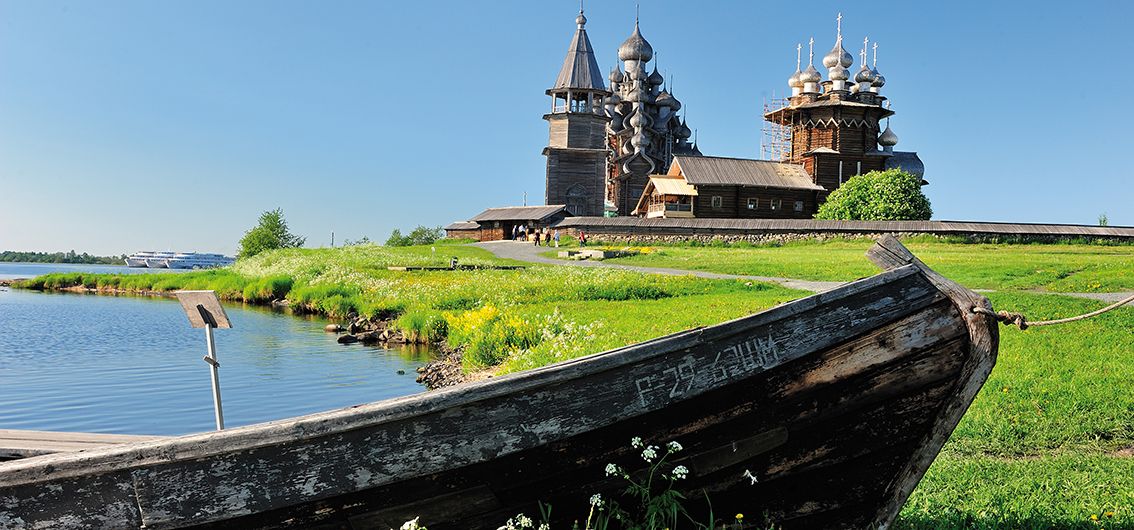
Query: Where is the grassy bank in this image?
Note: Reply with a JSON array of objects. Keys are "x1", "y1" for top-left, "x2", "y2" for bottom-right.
[
  {"x1": 585, "y1": 237, "x2": 1134, "y2": 292},
  {"x1": 16, "y1": 242, "x2": 805, "y2": 373}
]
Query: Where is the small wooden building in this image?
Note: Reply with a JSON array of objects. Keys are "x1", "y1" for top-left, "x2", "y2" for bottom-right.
[
  {"x1": 444, "y1": 205, "x2": 572, "y2": 241},
  {"x1": 633, "y1": 155, "x2": 825, "y2": 219}
]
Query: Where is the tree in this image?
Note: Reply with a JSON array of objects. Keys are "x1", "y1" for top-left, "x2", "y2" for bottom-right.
[
  {"x1": 238, "y1": 208, "x2": 306, "y2": 259},
  {"x1": 385, "y1": 225, "x2": 443, "y2": 247},
  {"x1": 814, "y1": 169, "x2": 932, "y2": 221}
]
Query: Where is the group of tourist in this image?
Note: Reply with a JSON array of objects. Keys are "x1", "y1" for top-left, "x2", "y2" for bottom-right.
[{"x1": 511, "y1": 225, "x2": 562, "y2": 247}]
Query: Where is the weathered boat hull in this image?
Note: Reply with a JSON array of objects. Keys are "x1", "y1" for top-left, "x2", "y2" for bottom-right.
[{"x1": 0, "y1": 237, "x2": 997, "y2": 529}]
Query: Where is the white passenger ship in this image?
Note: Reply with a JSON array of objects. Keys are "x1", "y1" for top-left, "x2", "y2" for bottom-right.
[{"x1": 124, "y1": 251, "x2": 235, "y2": 269}]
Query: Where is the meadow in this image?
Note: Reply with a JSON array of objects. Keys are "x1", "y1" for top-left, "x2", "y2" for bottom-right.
[
  {"x1": 16, "y1": 237, "x2": 1134, "y2": 528},
  {"x1": 593, "y1": 236, "x2": 1134, "y2": 293}
]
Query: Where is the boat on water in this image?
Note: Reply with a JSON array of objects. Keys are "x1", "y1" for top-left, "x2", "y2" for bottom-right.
[
  {"x1": 0, "y1": 237, "x2": 998, "y2": 529},
  {"x1": 125, "y1": 251, "x2": 234, "y2": 269}
]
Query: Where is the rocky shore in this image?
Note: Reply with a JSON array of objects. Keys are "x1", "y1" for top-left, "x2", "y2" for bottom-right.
[{"x1": 327, "y1": 314, "x2": 468, "y2": 390}]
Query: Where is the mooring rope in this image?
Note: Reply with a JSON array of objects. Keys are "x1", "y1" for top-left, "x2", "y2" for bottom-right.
[{"x1": 972, "y1": 293, "x2": 1134, "y2": 330}]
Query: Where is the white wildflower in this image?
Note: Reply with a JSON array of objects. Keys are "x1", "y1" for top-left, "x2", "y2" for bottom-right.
[
  {"x1": 743, "y1": 469, "x2": 759, "y2": 485},
  {"x1": 666, "y1": 440, "x2": 683, "y2": 453},
  {"x1": 641, "y1": 445, "x2": 658, "y2": 462},
  {"x1": 672, "y1": 465, "x2": 689, "y2": 480},
  {"x1": 605, "y1": 463, "x2": 621, "y2": 477},
  {"x1": 631, "y1": 436, "x2": 643, "y2": 448},
  {"x1": 517, "y1": 514, "x2": 533, "y2": 528},
  {"x1": 538, "y1": 525, "x2": 549, "y2": 530},
  {"x1": 399, "y1": 517, "x2": 422, "y2": 530},
  {"x1": 589, "y1": 493, "x2": 603, "y2": 507}
]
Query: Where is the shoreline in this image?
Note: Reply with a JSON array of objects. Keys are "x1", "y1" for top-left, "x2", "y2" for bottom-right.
[{"x1": 8, "y1": 280, "x2": 469, "y2": 389}]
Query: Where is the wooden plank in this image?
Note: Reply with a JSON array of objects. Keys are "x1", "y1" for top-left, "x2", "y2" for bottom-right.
[{"x1": 0, "y1": 430, "x2": 166, "y2": 459}]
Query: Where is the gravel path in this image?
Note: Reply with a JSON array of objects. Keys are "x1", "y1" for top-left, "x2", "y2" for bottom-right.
[
  {"x1": 476, "y1": 241, "x2": 845, "y2": 293},
  {"x1": 475, "y1": 241, "x2": 1134, "y2": 305}
]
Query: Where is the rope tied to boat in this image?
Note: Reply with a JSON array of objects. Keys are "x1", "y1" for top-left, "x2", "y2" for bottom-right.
[{"x1": 972, "y1": 292, "x2": 1134, "y2": 330}]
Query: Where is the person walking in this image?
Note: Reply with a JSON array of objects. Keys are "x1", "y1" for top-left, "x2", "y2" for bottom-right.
[
  {"x1": 553, "y1": 229, "x2": 560, "y2": 248},
  {"x1": 511, "y1": 225, "x2": 518, "y2": 241},
  {"x1": 533, "y1": 227, "x2": 541, "y2": 246},
  {"x1": 579, "y1": 230, "x2": 587, "y2": 247}
]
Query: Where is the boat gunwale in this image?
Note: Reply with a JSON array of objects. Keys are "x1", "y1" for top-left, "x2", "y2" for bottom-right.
[{"x1": 0, "y1": 264, "x2": 926, "y2": 482}]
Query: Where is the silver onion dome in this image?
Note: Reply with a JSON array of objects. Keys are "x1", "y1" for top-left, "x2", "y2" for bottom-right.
[
  {"x1": 576, "y1": 12, "x2": 587, "y2": 27},
  {"x1": 609, "y1": 65, "x2": 624, "y2": 84},
  {"x1": 655, "y1": 90, "x2": 676, "y2": 109},
  {"x1": 788, "y1": 69, "x2": 803, "y2": 88},
  {"x1": 854, "y1": 64, "x2": 875, "y2": 84},
  {"x1": 829, "y1": 63, "x2": 849, "y2": 81},
  {"x1": 618, "y1": 23, "x2": 654, "y2": 62},
  {"x1": 647, "y1": 67, "x2": 664, "y2": 86},
  {"x1": 871, "y1": 69, "x2": 886, "y2": 88},
  {"x1": 823, "y1": 41, "x2": 853, "y2": 69},
  {"x1": 878, "y1": 124, "x2": 899, "y2": 147},
  {"x1": 800, "y1": 64, "x2": 821, "y2": 84},
  {"x1": 676, "y1": 119, "x2": 692, "y2": 139}
]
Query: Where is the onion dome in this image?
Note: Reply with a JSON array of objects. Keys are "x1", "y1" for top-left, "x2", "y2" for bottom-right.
[
  {"x1": 576, "y1": 11, "x2": 587, "y2": 27},
  {"x1": 648, "y1": 66, "x2": 664, "y2": 86},
  {"x1": 655, "y1": 90, "x2": 676, "y2": 108},
  {"x1": 605, "y1": 92, "x2": 622, "y2": 106},
  {"x1": 854, "y1": 64, "x2": 875, "y2": 84},
  {"x1": 829, "y1": 63, "x2": 849, "y2": 81},
  {"x1": 631, "y1": 131, "x2": 650, "y2": 149},
  {"x1": 800, "y1": 64, "x2": 821, "y2": 84},
  {"x1": 788, "y1": 69, "x2": 803, "y2": 89},
  {"x1": 618, "y1": 22, "x2": 654, "y2": 62},
  {"x1": 823, "y1": 40, "x2": 853, "y2": 69},
  {"x1": 629, "y1": 106, "x2": 652, "y2": 128},
  {"x1": 878, "y1": 124, "x2": 899, "y2": 147},
  {"x1": 676, "y1": 118, "x2": 692, "y2": 139},
  {"x1": 609, "y1": 65, "x2": 624, "y2": 84},
  {"x1": 871, "y1": 68, "x2": 886, "y2": 88}
]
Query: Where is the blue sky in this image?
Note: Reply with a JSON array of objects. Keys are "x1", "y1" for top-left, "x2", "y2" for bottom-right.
[{"x1": 1, "y1": 0, "x2": 1131, "y2": 256}]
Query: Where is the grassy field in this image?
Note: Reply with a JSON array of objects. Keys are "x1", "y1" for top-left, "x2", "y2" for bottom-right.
[
  {"x1": 590, "y1": 237, "x2": 1134, "y2": 293},
  {"x1": 17, "y1": 239, "x2": 1134, "y2": 528}
]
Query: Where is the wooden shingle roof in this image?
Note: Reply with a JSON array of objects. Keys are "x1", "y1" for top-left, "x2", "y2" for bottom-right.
[
  {"x1": 470, "y1": 205, "x2": 569, "y2": 222},
  {"x1": 674, "y1": 155, "x2": 824, "y2": 191}
]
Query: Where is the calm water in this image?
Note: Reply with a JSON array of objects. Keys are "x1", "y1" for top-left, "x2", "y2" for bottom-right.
[
  {"x1": 0, "y1": 261, "x2": 186, "y2": 280},
  {"x1": 0, "y1": 264, "x2": 430, "y2": 435}
]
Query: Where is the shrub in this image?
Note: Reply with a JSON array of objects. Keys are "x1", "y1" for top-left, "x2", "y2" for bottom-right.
[
  {"x1": 386, "y1": 225, "x2": 444, "y2": 247},
  {"x1": 238, "y1": 208, "x2": 306, "y2": 259},
  {"x1": 814, "y1": 169, "x2": 932, "y2": 221}
]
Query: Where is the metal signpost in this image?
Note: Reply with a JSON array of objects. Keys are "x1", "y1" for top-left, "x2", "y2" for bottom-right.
[{"x1": 174, "y1": 290, "x2": 232, "y2": 431}]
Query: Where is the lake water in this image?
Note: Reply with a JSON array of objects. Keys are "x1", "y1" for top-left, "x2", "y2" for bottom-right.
[
  {"x1": 0, "y1": 262, "x2": 178, "y2": 280},
  {"x1": 0, "y1": 263, "x2": 430, "y2": 435}
]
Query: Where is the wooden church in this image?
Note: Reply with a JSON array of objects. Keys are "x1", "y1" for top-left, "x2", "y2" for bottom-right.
[{"x1": 542, "y1": 11, "x2": 924, "y2": 220}]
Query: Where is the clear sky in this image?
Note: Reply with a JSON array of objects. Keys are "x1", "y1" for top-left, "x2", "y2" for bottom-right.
[{"x1": 1, "y1": 0, "x2": 1131, "y2": 256}]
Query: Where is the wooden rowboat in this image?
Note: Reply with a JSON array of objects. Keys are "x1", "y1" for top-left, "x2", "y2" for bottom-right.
[{"x1": 0, "y1": 237, "x2": 998, "y2": 529}]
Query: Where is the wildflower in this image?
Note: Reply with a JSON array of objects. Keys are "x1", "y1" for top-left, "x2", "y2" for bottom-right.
[
  {"x1": 666, "y1": 441, "x2": 683, "y2": 453},
  {"x1": 1091, "y1": 514, "x2": 1099, "y2": 521},
  {"x1": 671, "y1": 465, "x2": 689, "y2": 480},
  {"x1": 517, "y1": 514, "x2": 533, "y2": 528},
  {"x1": 631, "y1": 436, "x2": 643, "y2": 448},
  {"x1": 742, "y1": 469, "x2": 759, "y2": 485},
  {"x1": 400, "y1": 517, "x2": 423, "y2": 530},
  {"x1": 605, "y1": 463, "x2": 622, "y2": 477},
  {"x1": 641, "y1": 445, "x2": 659, "y2": 462},
  {"x1": 1104, "y1": 511, "x2": 1115, "y2": 517},
  {"x1": 590, "y1": 493, "x2": 603, "y2": 507},
  {"x1": 538, "y1": 525, "x2": 549, "y2": 530},
  {"x1": 735, "y1": 513, "x2": 744, "y2": 522}
]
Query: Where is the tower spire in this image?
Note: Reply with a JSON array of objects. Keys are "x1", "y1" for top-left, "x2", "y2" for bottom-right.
[
  {"x1": 808, "y1": 37, "x2": 814, "y2": 65},
  {"x1": 872, "y1": 42, "x2": 878, "y2": 67},
  {"x1": 796, "y1": 43, "x2": 802, "y2": 71},
  {"x1": 861, "y1": 37, "x2": 868, "y2": 66}
]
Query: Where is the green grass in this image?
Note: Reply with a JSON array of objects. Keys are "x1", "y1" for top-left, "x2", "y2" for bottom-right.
[{"x1": 596, "y1": 237, "x2": 1134, "y2": 292}]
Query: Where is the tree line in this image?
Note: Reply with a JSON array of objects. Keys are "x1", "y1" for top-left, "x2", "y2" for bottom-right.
[{"x1": 0, "y1": 250, "x2": 126, "y2": 265}]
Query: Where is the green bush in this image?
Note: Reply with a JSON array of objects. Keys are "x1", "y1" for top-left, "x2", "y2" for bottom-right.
[
  {"x1": 815, "y1": 169, "x2": 932, "y2": 221},
  {"x1": 238, "y1": 208, "x2": 305, "y2": 259},
  {"x1": 386, "y1": 225, "x2": 444, "y2": 247}
]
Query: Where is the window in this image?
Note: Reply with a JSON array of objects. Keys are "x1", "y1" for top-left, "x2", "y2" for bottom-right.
[
  {"x1": 747, "y1": 198, "x2": 758, "y2": 210},
  {"x1": 565, "y1": 185, "x2": 588, "y2": 216},
  {"x1": 794, "y1": 200, "x2": 804, "y2": 212},
  {"x1": 770, "y1": 198, "x2": 782, "y2": 210},
  {"x1": 711, "y1": 196, "x2": 723, "y2": 209}
]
